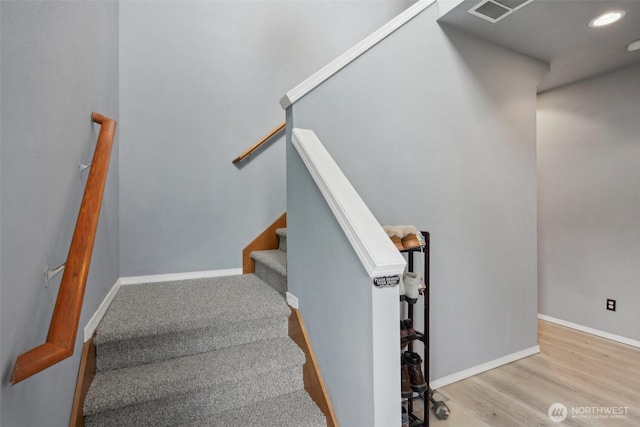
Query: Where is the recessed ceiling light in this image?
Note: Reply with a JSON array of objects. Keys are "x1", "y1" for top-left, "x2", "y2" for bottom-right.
[
  {"x1": 589, "y1": 11, "x2": 625, "y2": 28},
  {"x1": 628, "y1": 39, "x2": 640, "y2": 52}
]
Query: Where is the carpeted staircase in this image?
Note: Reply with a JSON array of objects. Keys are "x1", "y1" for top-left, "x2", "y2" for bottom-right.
[
  {"x1": 251, "y1": 227, "x2": 288, "y2": 296},
  {"x1": 84, "y1": 229, "x2": 326, "y2": 426}
]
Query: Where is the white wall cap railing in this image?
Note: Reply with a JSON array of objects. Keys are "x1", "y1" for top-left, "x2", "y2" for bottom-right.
[
  {"x1": 292, "y1": 128, "x2": 406, "y2": 279},
  {"x1": 280, "y1": 0, "x2": 436, "y2": 110}
]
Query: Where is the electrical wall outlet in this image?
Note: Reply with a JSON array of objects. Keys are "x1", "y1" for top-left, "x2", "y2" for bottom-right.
[{"x1": 606, "y1": 299, "x2": 616, "y2": 311}]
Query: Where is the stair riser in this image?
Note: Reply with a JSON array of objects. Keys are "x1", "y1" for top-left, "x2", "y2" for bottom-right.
[
  {"x1": 85, "y1": 366, "x2": 304, "y2": 427},
  {"x1": 276, "y1": 228, "x2": 287, "y2": 252},
  {"x1": 96, "y1": 315, "x2": 289, "y2": 372},
  {"x1": 255, "y1": 262, "x2": 287, "y2": 295},
  {"x1": 178, "y1": 391, "x2": 326, "y2": 427}
]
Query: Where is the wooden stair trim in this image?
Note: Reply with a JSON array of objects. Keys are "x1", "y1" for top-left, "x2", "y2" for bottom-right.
[
  {"x1": 242, "y1": 212, "x2": 286, "y2": 273},
  {"x1": 289, "y1": 308, "x2": 338, "y2": 427},
  {"x1": 69, "y1": 336, "x2": 96, "y2": 427}
]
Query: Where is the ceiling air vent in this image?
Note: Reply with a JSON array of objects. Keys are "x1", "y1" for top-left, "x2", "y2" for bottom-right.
[{"x1": 468, "y1": 0, "x2": 534, "y2": 23}]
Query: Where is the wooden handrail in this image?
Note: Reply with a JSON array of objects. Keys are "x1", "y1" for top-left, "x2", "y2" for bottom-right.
[
  {"x1": 11, "y1": 112, "x2": 117, "y2": 385},
  {"x1": 232, "y1": 122, "x2": 285, "y2": 164}
]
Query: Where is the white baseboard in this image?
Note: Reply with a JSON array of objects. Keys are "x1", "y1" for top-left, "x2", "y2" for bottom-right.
[
  {"x1": 430, "y1": 345, "x2": 540, "y2": 390},
  {"x1": 286, "y1": 292, "x2": 299, "y2": 309},
  {"x1": 84, "y1": 279, "x2": 121, "y2": 342},
  {"x1": 119, "y1": 268, "x2": 243, "y2": 286},
  {"x1": 538, "y1": 314, "x2": 640, "y2": 348}
]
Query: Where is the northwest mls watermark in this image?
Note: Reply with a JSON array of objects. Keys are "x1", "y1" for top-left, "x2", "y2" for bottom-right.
[{"x1": 548, "y1": 403, "x2": 630, "y2": 423}]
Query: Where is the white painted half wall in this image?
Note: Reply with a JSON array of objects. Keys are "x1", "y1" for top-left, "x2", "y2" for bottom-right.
[{"x1": 286, "y1": 2, "x2": 547, "y2": 386}]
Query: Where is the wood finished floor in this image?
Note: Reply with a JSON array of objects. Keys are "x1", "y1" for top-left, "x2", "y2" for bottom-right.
[{"x1": 418, "y1": 320, "x2": 640, "y2": 426}]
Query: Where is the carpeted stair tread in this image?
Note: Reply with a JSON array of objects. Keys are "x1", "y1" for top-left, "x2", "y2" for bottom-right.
[
  {"x1": 251, "y1": 249, "x2": 288, "y2": 295},
  {"x1": 95, "y1": 274, "x2": 289, "y2": 345},
  {"x1": 84, "y1": 337, "x2": 304, "y2": 416},
  {"x1": 85, "y1": 366, "x2": 304, "y2": 427},
  {"x1": 179, "y1": 390, "x2": 326, "y2": 427},
  {"x1": 250, "y1": 249, "x2": 287, "y2": 276},
  {"x1": 276, "y1": 227, "x2": 287, "y2": 252},
  {"x1": 95, "y1": 312, "x2": 289, "y2": 372}
]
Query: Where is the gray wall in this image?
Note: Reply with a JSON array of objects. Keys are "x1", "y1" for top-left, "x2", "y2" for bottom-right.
[
  {"x1": 288, "y1": 4, "x2": 548, "y2": 380},
  {"x1": 0, "y1": 1, "x2": 2, "y2": 418},
  {"x1": 118, "y1": 0, "x2": 412, "y2": 276},
  {"x1": 0, "y1": 2, "x2": 119, "y2": 426},
  {"x1": 286, "y1": 127, "x2": 378, "y2": 425},
  {"x1": 538, "y1": 64, "x2": 640, "y2": 341}
]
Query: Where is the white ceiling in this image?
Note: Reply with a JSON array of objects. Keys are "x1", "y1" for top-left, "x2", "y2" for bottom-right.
[{"x1": 438, "y1": 0, "x2": 640, "y2": 92}]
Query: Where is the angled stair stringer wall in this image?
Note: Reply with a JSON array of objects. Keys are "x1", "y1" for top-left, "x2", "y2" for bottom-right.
[{"x1": 284, "y1": 0, "x2": 548, "y2": 419}]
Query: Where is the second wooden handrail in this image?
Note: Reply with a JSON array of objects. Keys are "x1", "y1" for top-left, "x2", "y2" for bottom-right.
[
  {"x1": 232, "y1": 122, "x2": 285, "y2": 164},
  {"x1": 11, "y1": 112, "x2": 117, "y2": 385}
]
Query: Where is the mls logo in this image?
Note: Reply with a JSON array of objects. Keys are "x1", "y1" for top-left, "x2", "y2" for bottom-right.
[{"x1": 548, "y1": 403, "x2": 568, "y2": 422}]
